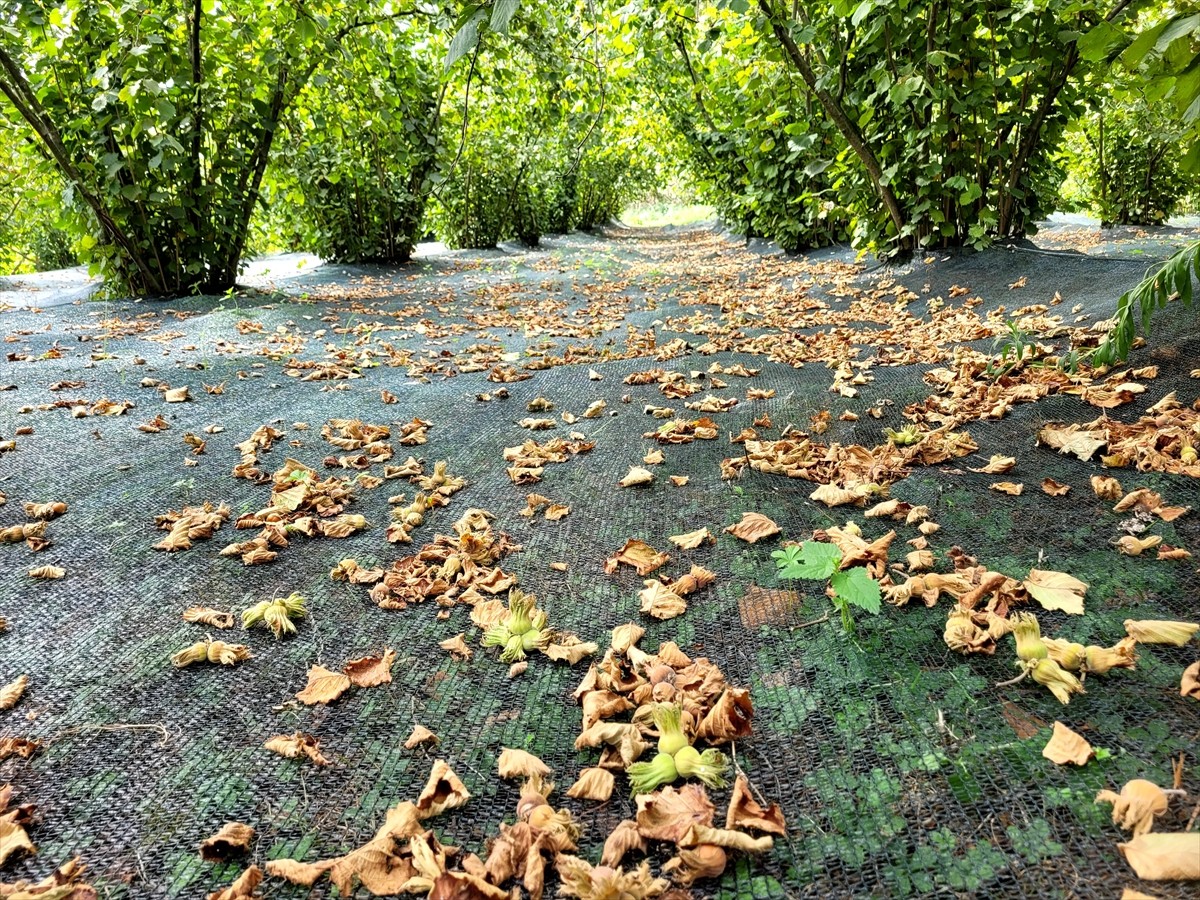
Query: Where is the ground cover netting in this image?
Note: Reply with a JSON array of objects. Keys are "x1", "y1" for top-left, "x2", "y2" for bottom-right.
[{"x1": 1, "y1": 224, "x2": 1198, "y2": 899}]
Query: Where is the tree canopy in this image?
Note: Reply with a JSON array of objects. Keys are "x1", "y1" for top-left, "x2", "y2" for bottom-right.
[{"x1": 0, "y1": 0, "x2": 1197, "y2": 304}]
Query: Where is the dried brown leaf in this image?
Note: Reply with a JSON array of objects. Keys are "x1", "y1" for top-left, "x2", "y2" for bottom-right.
[
  {"x1": 968, "y1": 455, "x2": 1016, "y2": 474},
  {"x1": 199, "y1": 822, "x2": 255, "y2": 861},
  {"x1": 1183, "y1": 662, "x2": 1200, "y2": 700},
  {"x1": 618, "y1": 466, "x2": 655, "y2": 487},
  {"x1": 263, "y1": 732, "x2": 329, "y2": 766},
  {"x1": 1118, "y1": 833, "x2": 1200, "y2": 881},
  {"x1": 989, "y1": 481, "x2": 1024, "y2": 495},
  {"x1": 606, "y1": 539, "x2": 670, "y2": 576},
  {"x1": 725, "y1": 774, "x2": 786, "y2": 835},
  {"x1": 497, "y1": 748, "x2": 551, "y2": 780},
  {"x1": 668, "y1": 527, "x2": 713, "y2": 550},
  {"x1": 415, "y1": 760, "x2": 471, "y2": 819},
  {"x1": 439, "y1": 633, "x2": 473, "y2": 660},
  {"x1": 1040, "y1": 478, "x2": 1070, "y2": 497},
  {"x1": 1042, "y1": 721, "x2": 1094, "y2": 766},
  {"x1": 343, "y1": 649, "x2": 396, "y2": 688},
  {"x1": 0, "y1": 675, "x2": 28, "y2": 711},
  {"x1": 295, "y1": 665, "x2": 352, "y2": 705},
  {"x1": 404, "y1": 725, "x2": 439, "y2": 749},
  {"x1": 1023, "y1": 569, "x2": 1087, "y2": 615},
  {"x1": 723, "y1": 512, "x2": 780, "y2": 544},
  {"x1": 566, "y1": 767, "x2": 615, "y2": 802}
]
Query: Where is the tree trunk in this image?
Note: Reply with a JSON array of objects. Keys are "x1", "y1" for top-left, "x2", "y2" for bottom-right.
[{"x1": 757, "y1": 0, "x2": 909, "y2": 249}]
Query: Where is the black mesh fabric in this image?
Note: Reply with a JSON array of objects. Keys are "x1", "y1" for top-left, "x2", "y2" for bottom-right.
[{"x1": 1, "y1": 224, "x2": 1198, "y2": 898}]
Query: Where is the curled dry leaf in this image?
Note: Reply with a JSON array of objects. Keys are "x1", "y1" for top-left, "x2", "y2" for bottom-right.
[
  {"x1": 723, "y1": 512, "x2": 780, "y2": 544},
  {"x1": 543, "y1": 637, "x2": 599, "y2": 666},
  {"x1": 0, "y1": 858, "x2": 96, "y2": 898},
  {"x1": 0, "y1": 675, "x2": 28, "y2": 711},
  {"x1": 183, "y1": 606, "x2": 234, "y2": 629},
  {"x1": 725, "y1": 774, "x2": 786, "y2": 835},
  {"x1": 1157, "y1": 544, "x2": 1192, "y2": 561},
  {"x1": 415, "y1": 760, "x2": 471, "y2": 819},
  {"x1": 600, "y1": 820, "x2": 645, "y2": 868},
  {"x1": 163, "y1": 386, "x2": 190, "y2": 403},
  {"x1": 680, "y1": 823, "x2": 773, "y2": 853},
  {"x1": 1037, "y1": 422, "x2": 1106, "y2": 460},
  {"x1": 989, "y1": 481, "x2": 1024, "y2": 495},
  {"x1": 404, "y1": 725, "x2": 439, "y2": 749},
  {"x1": 566, "y1": 767, "x2": 615, "y2": 802},
  {"x1": 969, "y1": 455, "x2": 1016, "y2": 474},
  {"x1": 1124, "y1": 619, "x2": 1198, "y2": 646},
  {"x1": 0, "y1": 785, "x2": 35, "y2": 867},
  {"x1": 343, "y1": 648, "x2": 396, "y2": 688},
  {"x1": 1114, "y1": 488, "x2": 1190, "y2": 522},
  {"x1": 508, "y1": 661, "x2": 528, "y2": 678},
  {"x1": 574, "y1": 722, "x2": 647, "y2": 769},
  {"x1": 906, "y1": 550, "x2": 934, "y2": 572},
  {"x1": 662, "y1": 844, "x2": 728, "y2": 886},
  {"x1": 264, "y1": 732, "x2": 329, "y2": 766},
  {"x1": 606, "y1": 539, "x2": 670, "y2": 576},
  {"x1": 669, "y1": 527, "x2": 713, "y2": 550},
  {"x1": 206, "y1": 864, "x2": 263, "y2": 900},
  {"x1": 670, "y1": 475, "x2": 689, "y2": 486},
  {"x1": 1115, "y1": 534, "x2": 1162, "y2": 556},
  {"x1": 1183, "y1": 662, "x2": 1200, "y2": 700},
  {"x1": 611, "y1": 623, "x2": 645, "y2": 653},
  {"x1": 497, "y1": 748, "x2": 551, "y2": 780},
  {"x1": 154, "y1": 502, "x2": 230, "y2": 552},
  {"x1": 619, "y1": 466, "x2": 655, "y2": 488},
  {"x1": 643, "y1": 448, "x2": 664, "y2": 465},
  {"x1": 697, "y1": 687, "x2": 754, "y2": 744},
  {"x1": 1095, "y1": 780, "x2": 1169, "y2": 837},
  {"x1": 1042, "y1": 721, "x2": 1094, "y2": 766},
  {"x1": 329, "y1": 558, "x2": 385, "y2": 584},
  {"x1": 439, "y1": 633, "x2": 473, "y2": 660},
  {"x1": 555, "y1": 856, "x2": 669, "y2": 900},
  {"x1": 1091, "y1": 475, "x2": 1125, "y2": 500},
  {"x1": 295, "y1": 665, "x2": 352, "y2": 705},
  {"x1": 635, "y1": 784, "x2": 715, "y2": 843},
  {"x1": 27, "y1": 565, "x2": 64, "y2": 580},
  {"x1": 0, "y1": 737, "x2": 41, "y2": 760},
  {"x1": 1118, "y1": 832, "x2": 1200, "y2": 881},
  {"x1": 1041, "y1": 478, "x2": 1070, "y2": 497},
  {"x1": 638, "y1": 580, "x2": 688, "y2": 620},
  {"x1": 199, "y1": 822, "x2": 255, "y2": 861}
]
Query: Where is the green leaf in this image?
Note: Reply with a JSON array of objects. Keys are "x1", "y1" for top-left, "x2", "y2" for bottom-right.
[
  {"x1": 490, "y1": 0, "x2": 519, "y2": 35},
  {"x1": 1120, "y1": 20, "x2": 1168, "y2": 69},
  {"x1": 445, "y1": 19, "x2": 480, "y2": 72},
  {"x1": 830, "y1": 568, "x2": 881, "y2": 614},
  {"x1": 774, "y1": 541, "x2": 841, "y2": 581},
  {"x1": 1077, "y1": 22, "x2": 1127, "y2": 62},
  {"x1": 851, "y1": 2, "x2": 875, "y2": 28}
]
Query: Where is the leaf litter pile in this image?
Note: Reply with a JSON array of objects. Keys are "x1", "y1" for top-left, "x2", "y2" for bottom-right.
[{"x1": 1, "y1": 226, "x2": 1199, "y2": 897}]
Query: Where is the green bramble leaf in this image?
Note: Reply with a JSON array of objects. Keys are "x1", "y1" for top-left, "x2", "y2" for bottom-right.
[
  {"x1": 772, "y1": 541, "x2": 841, "y2": 581},
  {"x1": 830, "y1": 567, "x2": 881, "y2": 615}
]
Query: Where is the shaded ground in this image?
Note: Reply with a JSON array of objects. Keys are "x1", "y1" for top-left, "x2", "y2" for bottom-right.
[{"x1": 0, "y1": 224, "x2": 1198, "y2": 899}]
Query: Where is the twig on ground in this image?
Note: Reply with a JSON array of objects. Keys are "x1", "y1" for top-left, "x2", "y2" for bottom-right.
[
  {"x1": 790, "y1": 612, "x2": 829, "y2": 631},
  {"x1": 47, "y1": 722, "x2": 174, "y2": 749}
]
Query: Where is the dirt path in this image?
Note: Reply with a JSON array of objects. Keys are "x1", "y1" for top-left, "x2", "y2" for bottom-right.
[{"x1": 1, "y1": 225, "x2": 1198, "y2": 898}]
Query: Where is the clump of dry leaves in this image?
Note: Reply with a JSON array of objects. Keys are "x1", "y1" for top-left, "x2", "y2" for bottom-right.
[{"x1": 220, "y1": 458, "x2": 365, "y2": 564}]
